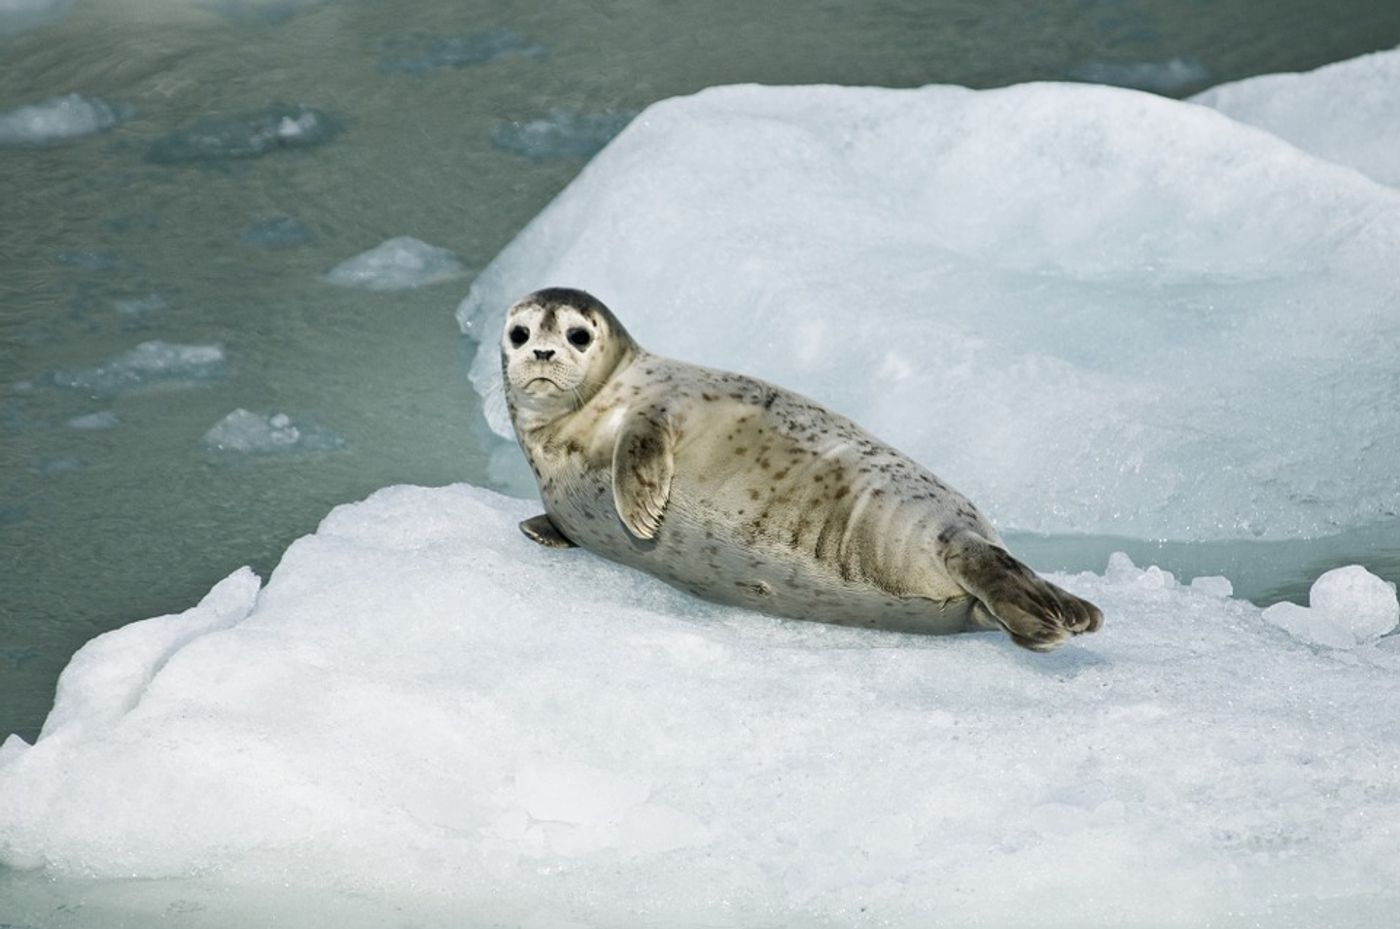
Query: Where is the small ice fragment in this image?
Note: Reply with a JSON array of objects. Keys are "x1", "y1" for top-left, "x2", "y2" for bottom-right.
[
  {"x1": 241, "y1": 216, "x2": 313, "y2": 247},
  {"x1": 146, "y1": 103, "x2": 340, "y2": 164},
  {"x1": 379, "y1": 29, "x2": 546, "y2": 75},
  {"x1": 1262, "y1": 565, "x2": 1399, "y2": 648},
  {"x1": 492, "y1": 109, "x2": 636, "y2": 160},
  {"x1": 203, "y1": 408, "x2": 343, "y2": 455},
  {"x1": 50, "y1": 341, "x2": 225, "y2": 394},
  {"x1": 66, "y1": 410, "x2": 119, "y2": 430},
  {"x1": 0, "y1": 94, "x2": 121, "y2": 144},
  {"x1": 323, "y1": 236, "x2": 468, "y2": 291},
  {"x1": 1189, "y1": 576, "x2": 1233, "y2": 598}
]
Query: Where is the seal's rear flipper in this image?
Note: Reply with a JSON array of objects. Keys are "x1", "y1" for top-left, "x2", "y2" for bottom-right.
[
  {"x1": 941, "y1": 531, "x2": 1102, "y2": 652},
  {"x1": 520, "y1": 514, "x2": 577, "y2": 549}
]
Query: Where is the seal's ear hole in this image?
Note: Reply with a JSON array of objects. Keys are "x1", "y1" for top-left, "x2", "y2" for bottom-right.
[
  {"x1": 509, "y1": 325, "x2": 529, "y2": 347},
  {"x1": 567, "y1": 327, "x2": 592, "y2": 349}
]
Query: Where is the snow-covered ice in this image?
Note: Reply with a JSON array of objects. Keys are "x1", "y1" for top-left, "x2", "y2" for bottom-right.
[
  {"x1": 146, "y1": 103, "x2": 339, "y2": 163},
  {"x1": 457, "y1": 75, "x2": 1400, "y2": 542},
  {"x1": 203, "y1": 408, "x2": 343, "y2": 455},
  {"x1": 1068, "y1": 57, "x2": 1210, "y2": 93},
  {"x1": 1192, "y1": 45, "x2": 1400, "y2": 188},
  {"x1": 0, "y1": 94, "x2": 123, "y2": 145},
  {"x1": 378, "y1": 29, "x2": 546, "y2": 74},
  {"x1": 1262, "y1": 565, "x2": 1399, "y2": 649},
  {"x1": 0, "y1": 484, "x2": 1396, "y2": 928},
  {"x1": 493, "y1": 109, "x2": 638, "y2": 160},
  {"x1": 324, "y1": 236, "x2": 468, "y2": 290},
  {"x1": 50, "y1": 341, "x2": 225, "y2": 394}
]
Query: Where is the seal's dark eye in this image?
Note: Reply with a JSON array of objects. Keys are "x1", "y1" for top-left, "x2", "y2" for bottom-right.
[
  {"x1": 567, "y1": 327, "x2": 592, "y2": 349},
  {"x1": 509, "y1": 325, "x2": 529, "y2": 347}
]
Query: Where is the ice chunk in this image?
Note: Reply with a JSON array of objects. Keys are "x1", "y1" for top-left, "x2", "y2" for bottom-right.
[
  {"x1": 112, "y1": 293, "x2": 166, "y2": 316},
  {"x1": 324, "y1": 236, "x2": 468, "y2": 290},
  {"x1": 1069, "y1": 57, "x2": 1210, "y2": 93},
  {"x1": 492, "y1": 109, "x2": 637, "y2": 160},
  {"x1": 456, "y1": 82, "x2": 1400, "y2": 542},
  {"x1": 50, "y1": 341, "x2": 225, "y2": 394},
  {"x1": 0, "y1": 484, "x2": 1398, "y2": 927},
  {"x1": 1192, "y1": 46, "x2": 1400, "y2": 187},
  {"x1": 0, "y1": 94, "x2": 123, "y2": 145},
  {"x1": 379, "y1": 29, "x2": 546, "y2": 75},
  {"x1": 1262, "y1": 565, "x2": 1399, "y2": 649},
  {"x1": 241, "y1": 216, "x2": 314, "y2": 247},
  {"x1": 203, "y1": 408, "x2": 344, "y2": 455},
  {"x1": 146, "y1": 103, "x2": 340, "y2": 164},
  {"x1": 1189, "y1": 575, "x2": 1233, "y2": 598},
  {"x1": 65, "y1": 410, "x2": 119, "y2": 430}
]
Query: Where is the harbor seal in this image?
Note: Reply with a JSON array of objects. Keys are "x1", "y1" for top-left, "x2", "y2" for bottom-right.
[{"x1": 500, "y1": 287, "x2": 1103, "y2": 652}]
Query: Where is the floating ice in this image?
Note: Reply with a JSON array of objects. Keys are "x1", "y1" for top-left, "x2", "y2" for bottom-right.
[
  {"x1": 1262, "y1": 565, "x2": 1399, "y2": 649},
  {"x1": 1192, "y1": 45, "x2": 1400, "y2": 188},
  {"x1": 203, "y1": 408, "x2": 343, "y2": 455},
  {"x1": 0, "y1": 484, "x2": 1396, "y2": 927},
  {"x1": 0, "y1": 94, "x2": 123, "y2": 145},
  {"x1": 65, "y1": 410, "x2": 119, "y2": 430},
  {"x1": 324, "y1": 236, "x2": 468, "y2": 290},
  {"x1": 146, "y1": 103, "x2": 340, "y2": 164},
  {"x1": 51, "y1": 341, "x2": 225, "y2": 394},
  {"x1": 241, "y1": 215, "x2": 314, "y2": 247},
  {"x1": 112, "y1": 293, "x2": 167, "y2": 316},
  {"x1": 1069, "y1": 57, "x2": 1210, "y2": 93},
  {"x1": 457, "y1": 79, "x2": 1400, "y2": 542},
  {"x1": 379, "y1": 29, "x2": 546, "y2": 75},
  {"x1": 492, "y1": 109, "x2": 637, "y2": 160}
]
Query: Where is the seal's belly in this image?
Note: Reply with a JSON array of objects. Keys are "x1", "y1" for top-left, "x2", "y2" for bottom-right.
[{"x1": 542, "y1": 444, "x2": 984, "y2": 634}]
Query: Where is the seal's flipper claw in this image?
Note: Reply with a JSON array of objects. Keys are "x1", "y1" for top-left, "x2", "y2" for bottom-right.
[
  {"x1": 519, "y1": 514, "x2": 577, "y2": 549},
  {"x1": 941, "y1": 531, "x2": 1103, "y2": 652}
]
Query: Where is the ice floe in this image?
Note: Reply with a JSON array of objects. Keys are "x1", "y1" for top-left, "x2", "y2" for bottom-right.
[
  {"x1": 1192, "y1": 45, "x2": 1400, "y2": 187},
  {"x1": 146, "y1": 103, "x2": 340, "y2": 164},
  {"x1": 203, "y1": 408, "x2": 343, "y2": 455},
  {"x1": 457, "y1": 77, "x2": 1400, "y2": 542},
  {"x1": 0, "y1": 94, "x2": 123, "y2": 145},
  {"x1": 0, "y1": 484, "x2": 1395, "y2": 927},
  {"x1": 50, "y1": 341, "x2": 225, "y2": 394},
  {"x1": 324, "y1": 236, "x2": 468, "y2": 290}
]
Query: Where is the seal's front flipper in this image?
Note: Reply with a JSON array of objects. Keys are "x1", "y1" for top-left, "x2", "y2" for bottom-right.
[
  {"x1": 613, "y1": 413, "x2": 674, "y2": 540},
  {"x1": 520, "y1": 514, "x2": 577, "y2": 549},
  {"x1": 941, "y1": 531, "x2": 1103, "y2": 652}
]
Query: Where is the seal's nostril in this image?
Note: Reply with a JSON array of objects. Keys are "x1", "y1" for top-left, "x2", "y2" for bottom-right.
[{"x1": 534, "y1": 349, "x2": 555, "y2": 360}]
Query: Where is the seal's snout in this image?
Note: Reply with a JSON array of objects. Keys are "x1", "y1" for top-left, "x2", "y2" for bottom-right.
[{"x1": 534, "y1": 349, "x2": 555, "y2": 361}]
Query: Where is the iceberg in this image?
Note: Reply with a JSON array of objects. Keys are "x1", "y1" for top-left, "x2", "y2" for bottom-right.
[
  {"x1": 456, "y1": 77, "x2": 1400, "y2": 542},
  {"x1": 0, "y1": 484, "x2": 1396, "y2": 927},
  {"x1": 1192, "y1": 45, "x2": 1400, "y2": 188},
  {"x1": 0, "y1": 94, "x2": 123, "y2": 145},
  {"x1": 323, "y1": 236, "x2": 469, "y2": 290}
]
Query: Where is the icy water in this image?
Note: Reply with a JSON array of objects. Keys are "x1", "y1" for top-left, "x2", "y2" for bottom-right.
[{"x1": 2, "y1": 0, "x2": 1399, "y2": 759}]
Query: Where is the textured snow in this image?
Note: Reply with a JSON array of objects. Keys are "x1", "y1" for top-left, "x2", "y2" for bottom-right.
[
  {"x1": 146, "y1": 103, "x2": 339, "y2": 164},
  {"x1": 50, "y1": 341, "x2": 225, "y2": 394},
  {"x1": 0, "y1": 484, "x2": 1396, "y2": 928},
  {"x1": 203, "y1": 408, "x2": 343, "y2": 455},
  {"x1": 324, "y1": 236, "x2": 468, "y2": 290},
  {"x1": 456, "y1": 78, "x2": 1400, "y2": 542},
  {"x1": 1192, "y1": 45, "x2": 1400, "y2": 188},
  {"x1": 0, "y1": 94, "x2": 122, "y2": 145},
  {"x1": 1262, "y1": 565, "x2": 1399, "y2": 649}
]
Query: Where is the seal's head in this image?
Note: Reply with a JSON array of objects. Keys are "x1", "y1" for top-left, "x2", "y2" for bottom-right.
[{"x1": 501, "y1": 288, "x2": 636, "y2": 428}]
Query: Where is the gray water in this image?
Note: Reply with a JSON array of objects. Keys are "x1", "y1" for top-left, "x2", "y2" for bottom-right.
[{"x1": 3, "y1": 0, "x2": 1399, "y2": 758}]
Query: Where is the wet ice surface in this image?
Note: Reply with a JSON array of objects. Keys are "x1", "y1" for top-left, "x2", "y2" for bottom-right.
[
  {"x1": 49, "y1": 341, "x2": 226, "y2": 394},
  {"x1": 459, "y1": 71, "x2": 1400, "y2": 543},
  {"x1": 1192, "y1": 45, "x2": 1400, "y2": 188},
  {"x1": 492, "y1": 109, "x2": 638, "y2": 160},
  {"x1": 203, "y1": 409, "x2": 344, "y2": 456},
  {"x1": 145, "y1": 103, "x2": 340, "y2": 164},
  {"x1": 0, "y1": 93, "x2": 123, "y2": 144},
  {"x1": 0, "y1": 484, "x2": 1396, "y2": 928},
  {"x1": 323, "y1": 236, "x2": 469, "y2": 290}
]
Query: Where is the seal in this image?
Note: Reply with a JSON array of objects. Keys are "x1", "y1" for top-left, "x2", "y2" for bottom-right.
[{"x1": 500, "y1": 287, "x2": 1103, "y2": 651}]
